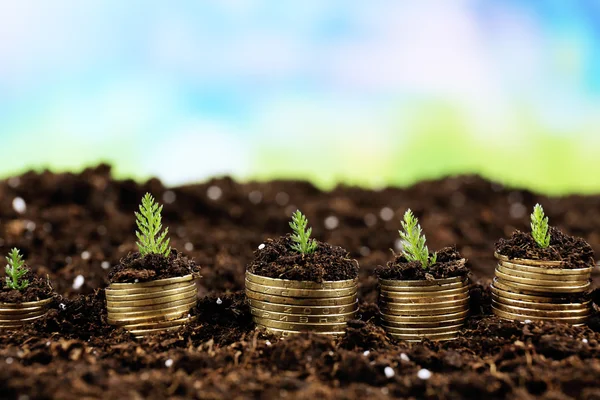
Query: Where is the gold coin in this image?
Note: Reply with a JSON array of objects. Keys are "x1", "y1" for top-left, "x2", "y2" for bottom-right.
[
  {"x1": 494, "y1": 252, "x2": 563, "y2": 267},
  {"x1": 109, "y1": 274, "x2": 195, "y2": 289},
  {"x1": 387, "y1": 331, "x2": 459, "y2": 341},
  {"x1": 0, "y1": 298, "x2": 52, "y2": 309},
  {"x1": 245, "y1": 280, "x2": 357, "y2": 298},
  {"x1": 380, "y1": 280, "x2": 467, "y2": 293},
  {"x1": 491, "y1": 306, "x2": 589, "y2": 324},
  {"x1": 108, "y1": 301, "x2": 196, "y2": 319},
  {"x1": 491, "y1": 292, "x2": 590, "y2": 311},
  {"x1": 380, "y1": 286, "x2": 468, "y2": 298},
  {"x1": 381, "y1": 302, "x2": 468, "y2": 315},
  {"x1": 381, "y1": 310, "x2": 468, "y2": 323},
  {"x1": 106, "y1": 281, "x2": 196, "y2": 295},
  {"x1": 0, "y1": 306, "x2": 47, "y2": 314},
  {"x1": 497, "y1": 262, "x2": 590, "y2": 282},
  {"x1": 252, "y1": 316, "x2": 348, "y2": 332},
  {"x1": 0, "y1": 323, "x2": 26, "y2": 329},
  {"x1": 381, "y1": 317, "x2": 466, "y2": 329},
  {"x1": 491, "y1": 300, "x2": 591, "y2": 318},
  {"x1": 248, "y1": 298, "x2": 358, "y2": 315},
  {"x1": 107, "y1": 297, "x2": 197, "y2": 313},
  {"x1": 491, "y1": 280, "x2": 567, "y2": 302},
  {"x1": 495, "y1": 252, "x2": 594, "y2": 273},
  {"x1": 245, "y1": 289, "x2": 357, "y2": 306},
  {"x1": 495, "y1": 269, "x2": 589, "y2": 289},
  {"x1": 261, "y1": 327, "x2": 345, "y2": 337},
  {"x1": 379, "y1": 289, "x2": 469, "y2": 302},
  {"x1": 494, "y1": 274, "x2": 589, "y2": 294},
  {"x1": 105, "y1": 285, "x2": 196, "y2": 301},
  {"x1": 382, "y1": 323, "x2": 463, "y2": 334},
  {"x1": 0, "y1": 313, "x2": 47, "y2": 324},
  {"x1": 246, "y1": 271, "x2": 357, "y2": 290},
  {"x1": 122, "y1": 315, "x2": 195, "y2": 331},
  {"x1": 379, "y1": 275, "x2": 464, "y2": 287},
  {"x1": 106, "y1": 291, "x2": 197, "y2": 307},
  {"x1": 0, "y1": 309, "x2": 47, "y2": 320},
  {"x1": 108, "y1": 309, "x2": 192, "y2": 326},
  {"x1": 250, "y1": 308, "x2": 357, "y2": 324}
]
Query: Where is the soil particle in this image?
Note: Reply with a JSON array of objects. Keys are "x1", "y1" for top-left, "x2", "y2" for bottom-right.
[
  {"x1": 108, "y1": 250, "x2": 199, "y2": 283},
  {"x1": 247, "y1": 235, "x2": 359, "y2": 282},
  {"x1": 495, "y1": 227, "x2": 595, "y2": 269},
  {"x1": 0, "y1": 271, "x2": 53, "y2": 303},
  {"x1": 375, "y1": 246, "x2": 470, "y2": 281}
]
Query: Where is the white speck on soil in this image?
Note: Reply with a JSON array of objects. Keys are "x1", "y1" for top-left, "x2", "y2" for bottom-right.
[
  {"x1": 81, "y1": 251, "x2": 90, "y2": 260},
  {"x1": 8, "y1": 177, "x2": 20, "y2": 188},
  {"x1": 216, "y1": 298, "x2": 222, "y2": 305},
  {"x1": 72, "y1": 275, "x2": 85, "y2": 290},
  {"x1": 379, "y1": 207, "x2": 394, "y2": 221},
  {"x1": 583, "y1": 338, "x2": 588, "y2": 343},
  {"x1": 384, "y1": 366, "x2": 395, "y2": 378},
  {"x1": 25, "y1": 221, "x2": 36, "y2": 231},
  {"x1": 12, "y1": 197, "x2": 26, "y2": 214},
  {"x1": 207, "y1": 186, "x2": 222, "y2": 200},
  {"x1": 258, "y1": 243, "x2": 265, "y2": 250},
  {"x1": 400, "y1": 353, "x2": 410, "y2": 362},
  {"x1": 275, "y1": 192, "x2": 289, "y2": 206},
  {"x1": 97, "y1": 225, "x2": 107, "y2": 235},
  {"x1": 184, "y1": 242, "x2": 194, "y2": 252},
  {"x1": 248, "y1": 190, "x2": 263, "y2": 204},
  {"x1": 163, "y1": 190, "x2": 176, "y2": 204},
  {"x1": 265, "y1": 340, "x2": 271, "y2": 346},
  {"x1": 59, "y1": 303, "x2": 66, "y2": 310},
  {"x1": 165, "y1": 359, "x2": 173, "y2": 367},
  {"x1": 364, "y1": 213, "x2": 377, "y2": 227},
  {"x1": 510, "y1": 203, "x2": 527, "y2": 219},
  {"x1": 101, "y1": 261, "x2": 110, "y2": 270},
  {"x1": 381, "y1": 387, "x2": 389, "y2": 395},
  {"x1": 418, "y1": 368, "x2": 432, "y2": 380},
  {"x1": 359, "y1": 246, "x2": 371, "y2": 256},
  {"x1": 65, "y1": 256, "x2": 72, "y2": 264},
  {"x1": 324, "y1": 216, "x2": 339, "y2": 230},
  {"x1": 5, "y1": 357, "x2": 13, "y2": 364},
  {"x1": 523, "y1": 319, "x2": 532, "y2": 324},
  {"x1": 134, "y1": 279, "x2": 139, "y2": 283},
  {"x1": 363, "y1": 350, "x2": 370, "y2": 356}
]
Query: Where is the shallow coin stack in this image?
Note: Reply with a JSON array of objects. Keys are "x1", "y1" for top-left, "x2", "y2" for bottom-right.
[
  {"x1": 379, "y1": 276, "x2": 470, "y2": 342},
  {"x1": 245, "y1": 271, "x2": 359, "y2": 336},
  {"x1": 491, "y1": 253, "x2": 592, "y2": 325},
  {"x1": 0, "y1": 298, "x2": 52, "y2": 329},
  {"x1": 106, "y1": 275, "x2": 197, "y2": 338}
]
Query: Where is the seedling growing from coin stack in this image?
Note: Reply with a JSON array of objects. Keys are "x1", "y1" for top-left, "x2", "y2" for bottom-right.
[
  {"x1": 5, "y1": 248, "x2": 29, "y2": 290},
  {"x1": 289, "y1": 210, "x2": 318, "y2": 255},
  {"x1": 399, "y1": 209, "x2": 437, "y2": 269},
  {"x1": 530, "y1": 203, "x2": 550, "y2": 249},
  {"x1": 135, "y1": 193, "x2": 171, "y2": 257}
]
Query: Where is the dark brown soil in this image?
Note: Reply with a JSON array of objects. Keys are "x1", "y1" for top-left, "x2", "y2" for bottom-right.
[
  {"x1": 0, "y1": 271, "x2": 53, "y2": 303},
  {"x1": 247, "y1": 234, "x2": 359, "y2": 282},
  {"x1": 2, "y1": 165, "x2": 600, "y2": 399},
  {"x1": 496, "y1": 227, "x2": 595, "y2": 269},
  {"x1": 108, "y1": 250, "x2": 199, "y2": 283},
  {"x1": 375, "y1": 246, "x2": 470, "y2": 281}
]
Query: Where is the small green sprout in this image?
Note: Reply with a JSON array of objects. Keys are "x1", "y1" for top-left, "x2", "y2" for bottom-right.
[
  {"x1": 289, "y1": 210, "x2": 318, "y2": 254},
  {"x1": 531, "y1": 203, "x2": 550, "y2": 248},
  {"x1": 135, "y1": 193, "x2": 171, "y2": 257},
  {"x1": 5, "y1": 248, "x2": 29, "y2": 290},
  {"x1": 399, "y1": 209, "x2": 437, "y2": 269}
]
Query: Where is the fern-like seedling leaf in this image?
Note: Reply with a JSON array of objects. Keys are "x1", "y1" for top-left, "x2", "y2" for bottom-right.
[
  {"x1": 399, "y1": 209, "x2": 436, "y2": 269},
  {"x1": 135, "y1": 193, "x2": 172, "y2": 257},
  {"x1": 5, "y1": 248, "x2": 29, "y2": 291},
  {"x1": 289, "y1": 210, "x2": 318, "y2": 254},
  {"x1": 531, "y1": 203, "x2": 550, "y2": 248}
]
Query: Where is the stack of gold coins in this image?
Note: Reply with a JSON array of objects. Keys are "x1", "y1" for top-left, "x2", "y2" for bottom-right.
[
  {"x1": 378, "y1": 276, "x2": 470, "y2": 342},
  {"x1": 245, "y1": 271, "x2": 359, "y2": 336},
  {"x1": 0, "y1": 297, "x2": 52, "y2": 329},
  {"x1": 105, "y1": 274, "x2": 197, "y2": 338},
  {"x1": 492, "y1": 253, "x2": 592, "y2": 325}
]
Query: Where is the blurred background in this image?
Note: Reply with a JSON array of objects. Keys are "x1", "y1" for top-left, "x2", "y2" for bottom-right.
[{"x1": 1, "y1": 1, "x2": 600, "y2": 194}]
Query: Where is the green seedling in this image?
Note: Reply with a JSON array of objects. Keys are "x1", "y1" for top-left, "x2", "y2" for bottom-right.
[
  {"x1": 135, "y1": 193, "x2": 171, "y2": 257},
  {"x1": 5, "y1": 248, "x2": 29, "y2": 290},
  {"x1": 289, "y1": 210, "x2": 318, "y2": 254},
  {"x1": 399, "y1": 209, "x2": 437, "y2": 269},
  {"x1": 531, "y1": 203, "x2": 550, "y2": 248}
]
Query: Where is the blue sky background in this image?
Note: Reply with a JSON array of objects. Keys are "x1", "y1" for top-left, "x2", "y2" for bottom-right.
[{"x1": 1, "y1": 1, "x2": 600, "y2": 193}]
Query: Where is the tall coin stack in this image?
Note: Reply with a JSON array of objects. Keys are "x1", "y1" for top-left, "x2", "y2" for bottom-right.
[
  {"x1": 491, "y1": 253, "x2": 592, "y2": 325},
  {"x1": 106, "y1": 274, "x2": 197, "y2": 338},
  {"x1": 245, "y1": 271, "x2": 359, "y2": 336},
  {"x1": 379, "y1": 276, "x2": 470, "y2": 342},
  {"x1": 0, "y1": 297, "x2": 52, "y2": 329}
]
